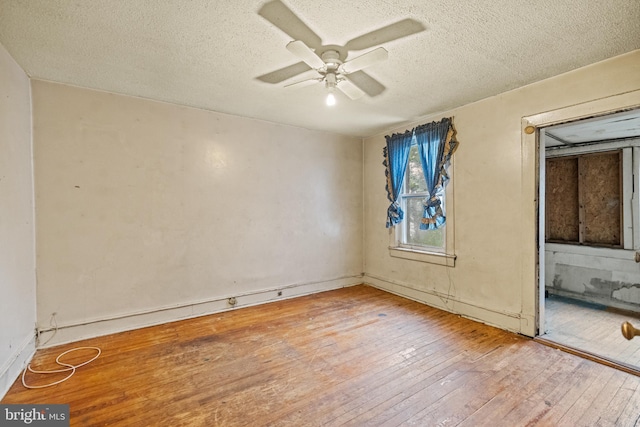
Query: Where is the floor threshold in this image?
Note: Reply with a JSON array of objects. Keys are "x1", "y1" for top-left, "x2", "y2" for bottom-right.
[{"x1": 535, "y1": 335, "x2": 640, "y2": 377}]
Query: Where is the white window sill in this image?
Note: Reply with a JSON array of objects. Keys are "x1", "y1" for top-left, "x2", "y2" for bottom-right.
[{"x1": 389, "y1": 246, "x2": 456, "y2": 267}]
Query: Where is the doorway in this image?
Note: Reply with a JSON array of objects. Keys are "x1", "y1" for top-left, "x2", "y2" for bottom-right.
[{"x1": 537, "y1": 107, "x2": 640, "y2": 370}]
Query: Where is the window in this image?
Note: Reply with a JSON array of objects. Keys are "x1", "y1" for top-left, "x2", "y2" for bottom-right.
[
  {"x1": 383, "y1": 117, "x2": 458, "y2": 266},
  {"x1": 546, "y1": 150, "x2": 622, "y2": 247},
  {"x1": 398, "y1": 143, "x2": 445, "y2": 251}
]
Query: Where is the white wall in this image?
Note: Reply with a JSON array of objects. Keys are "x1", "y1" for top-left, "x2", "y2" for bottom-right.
[
  {"x1": 0, "y1": 43, "x2": 36, "y2": 397},
  {"x1": 364, "y1": 50, "x2": 640, "y2": 336},
  {"x1": 32, "y1": 80, "x2": 363, "y2": 346}
]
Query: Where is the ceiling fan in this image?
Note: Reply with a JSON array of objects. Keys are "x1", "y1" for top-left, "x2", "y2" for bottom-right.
[
  {"x1": 284, "y1": 41, "x2": 389, "y2": 105},
  {"x1": 257, "y1": 0, "x2": 426, "y2": 105}
]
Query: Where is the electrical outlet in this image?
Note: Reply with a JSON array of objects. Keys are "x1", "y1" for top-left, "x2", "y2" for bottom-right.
[
  {"x1": 277, "y1": 291, "x2": 282, "y2": 297},
  {"x1": 228, "y1": 297, "x2": 237, "y2": 306}
]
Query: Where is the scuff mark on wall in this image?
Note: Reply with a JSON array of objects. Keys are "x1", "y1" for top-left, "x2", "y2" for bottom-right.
[{"x1": 612, "y1": 285, "x2": 640, "y2": 304}]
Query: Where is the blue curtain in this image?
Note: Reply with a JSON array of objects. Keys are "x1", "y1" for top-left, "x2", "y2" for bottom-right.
[
  {"x1": 414, "y1": 118, "x2": 458, "y2": 230},
  {"x1": 383, "y1": 130, "x2": 413, "y2": 228}
]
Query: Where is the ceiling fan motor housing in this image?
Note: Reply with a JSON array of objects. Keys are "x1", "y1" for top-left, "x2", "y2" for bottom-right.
[{"x1": 321, "y1": 50, "x2": 342, "y2": 70}]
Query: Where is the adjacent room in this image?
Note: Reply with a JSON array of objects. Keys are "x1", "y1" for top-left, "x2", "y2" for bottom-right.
[
  {"x1": 539, "y1": 110, "x2": 640, "y2": 370},
  {"x1": 1, "y1": 0, "x2": 640, "y2": 425}
]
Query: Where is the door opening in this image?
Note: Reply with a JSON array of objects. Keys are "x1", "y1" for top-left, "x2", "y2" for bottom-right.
[{"x1": 537, "y1": 108, "x2": 640, "y2": 371}]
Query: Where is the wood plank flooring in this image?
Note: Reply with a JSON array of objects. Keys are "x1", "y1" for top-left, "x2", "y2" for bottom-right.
[{"x1": 3, "y1": 285, "x2": 640, "y2": 426}]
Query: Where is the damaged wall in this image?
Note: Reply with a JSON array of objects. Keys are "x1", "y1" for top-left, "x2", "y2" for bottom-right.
[{"x1": 545, "y1": 243, "x2": 640, "y2": 312}]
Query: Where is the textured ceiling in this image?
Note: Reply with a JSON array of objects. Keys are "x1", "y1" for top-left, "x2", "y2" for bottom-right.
[
  {"x1": 546, "y1": 109, "x2": 640, "y2": 147},
  {"x1": 1, "y1": 0, "x2": 639, "y2": 138}
]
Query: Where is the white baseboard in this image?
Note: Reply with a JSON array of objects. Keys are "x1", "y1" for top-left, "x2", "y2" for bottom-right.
[
  {"x1": 364, "y1": 274, "x2": 527, "y2": 335},
  {"x1": 0, "y1": 333, "x2": 36, "y2": 400},
  {"x1": 37, "y1": 276, "x2": 363, "y2": 348}
]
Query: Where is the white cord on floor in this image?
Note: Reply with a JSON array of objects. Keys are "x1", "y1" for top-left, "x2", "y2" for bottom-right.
[{"x1": 21, "y1": 347, "x2": 101, "y2": 389}]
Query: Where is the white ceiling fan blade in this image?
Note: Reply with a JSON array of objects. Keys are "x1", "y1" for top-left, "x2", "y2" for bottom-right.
[
  {"x1": 337, "y1": 78, "x2": 366, "y2": 100},
  {"x1": 284, "y1": 76, "x2": 323, "y2": 88},
  {"x1": 258, "y1": 0, "x2": 323, "y2": 49},
  {"x1": 340, "y1": 47, "x2": 388, "y2": 74},
  {"x1": 256, "y1": 62, "x2": 312, "y2": 84},
  {"x1": 346, "y1": 71, "x2": 386, "y2": 97},
  {"x1": 344, "y1": 19, "x2": 426, "y2": 51},
  {"x1": 286, "y1": 40, "x2": 326, "y2": 70}
]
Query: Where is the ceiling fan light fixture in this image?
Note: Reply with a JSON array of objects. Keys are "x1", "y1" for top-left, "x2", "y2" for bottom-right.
[
  {"x1": 325, "y1": 73, "x2": 337, "y2": 106},
  {"x1": 326, "y1": 91, "x2": 336, "y2": 106}
]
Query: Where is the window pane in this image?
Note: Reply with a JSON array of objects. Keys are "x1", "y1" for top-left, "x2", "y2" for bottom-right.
[
  {"x1": 407, "y1": 145, "x2": 427, "y2": 194},
  {"x1": 406, "y1": 197, "x2": 444, "y2": 247}
]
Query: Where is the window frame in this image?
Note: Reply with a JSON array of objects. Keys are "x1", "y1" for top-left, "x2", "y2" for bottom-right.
[
  {"x1": 545, "y1": 150, "x2": 623, "y2": 248},
  {"x1": 388, "y1": 141, "x2": 456, "y2": 266},
  {"x1": 545, "y1": 141, "x2": 638, "y2": 251}
]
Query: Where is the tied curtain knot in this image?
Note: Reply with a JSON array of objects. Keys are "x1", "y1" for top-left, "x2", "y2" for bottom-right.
[
  {"x1": 387, "y1": 201, "x2": 404, "y2": 227},
  {"x1": 421, "y1": 193, "x2": 445, "y2": 230}
]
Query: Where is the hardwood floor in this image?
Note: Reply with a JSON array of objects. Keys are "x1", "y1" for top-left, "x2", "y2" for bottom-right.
[
  {"x1": 543, "y1": 295, "x2": 640, "y2": 369},
  {"x1": 3, "y1": 285, "x2": 640, "y2": 426}
]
